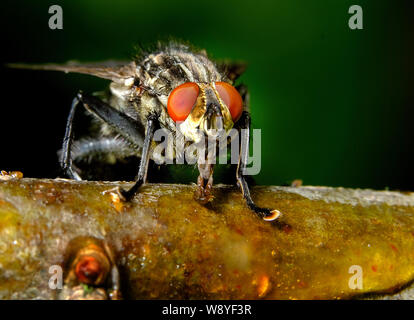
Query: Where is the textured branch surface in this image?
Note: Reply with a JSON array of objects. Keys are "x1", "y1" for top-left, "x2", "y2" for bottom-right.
[{"x1": 0, "y1": 178, "x2": 414, "y2": 299}]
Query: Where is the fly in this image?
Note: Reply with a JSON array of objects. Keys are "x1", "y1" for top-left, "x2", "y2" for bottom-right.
[{"x1": 9, "y1": 41, "x2": 280, "y2": 221}]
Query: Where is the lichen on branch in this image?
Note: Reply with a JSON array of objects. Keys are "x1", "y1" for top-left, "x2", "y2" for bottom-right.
[{"x1": 0, "y1": 178, "x2": 413, "y2": 299}]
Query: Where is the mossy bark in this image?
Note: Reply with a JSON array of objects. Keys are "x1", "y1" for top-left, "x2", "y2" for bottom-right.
[{"x1": 0, "y1": 178, "x2": 413, "y2": 299}]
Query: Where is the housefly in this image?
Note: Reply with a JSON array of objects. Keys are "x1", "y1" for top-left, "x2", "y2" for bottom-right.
[{"x1": 9, "y1": 42, "x2": 280, "y2": 221}]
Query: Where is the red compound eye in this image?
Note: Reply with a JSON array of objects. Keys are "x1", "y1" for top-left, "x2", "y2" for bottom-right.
[
  {"x1": 167, "y1": 82, "x2": 199, "y2": 122},
  {"x1": 215, "y1": 82, "x2": 243, "y2": 122}
]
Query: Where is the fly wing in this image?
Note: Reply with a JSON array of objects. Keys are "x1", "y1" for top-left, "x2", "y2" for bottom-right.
[
  {"x1": 216, "y1": 60, "x2": 247, "y2": 82},
  {"x1": 7, "y1": 60, "x2": 137, "y2": 84}
]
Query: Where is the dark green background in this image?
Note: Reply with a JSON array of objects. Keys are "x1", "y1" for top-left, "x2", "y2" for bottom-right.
[{"x1": 1, "y1": 0, "x2": 413, "y2": 190}]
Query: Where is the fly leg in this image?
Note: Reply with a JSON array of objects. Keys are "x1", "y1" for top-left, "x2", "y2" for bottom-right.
[
  {"x1": 119, "y1": 114, "x2": 158, "y2": 200},
  {"x1": 61, "y1": 92, "x2": 151, "y2": 201},
  {"x1": 61, "y1": 93, "x2": 146, "y2": 180},
  {"x1": 236, "y1": 111, "x2": 281, "y2": 221},
  {"x1": 60, "y1": 96, "x2": 82, "y2": 180}
]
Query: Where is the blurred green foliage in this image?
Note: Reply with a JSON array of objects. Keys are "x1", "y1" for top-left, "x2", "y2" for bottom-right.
[{"x1": 2, "y1": 0, "x2": 412, "y2": 189}]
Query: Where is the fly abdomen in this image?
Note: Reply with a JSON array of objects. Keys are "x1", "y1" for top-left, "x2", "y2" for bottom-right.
[{"x1": 70, "y1": 137, "x2": 138, "y2": 163}]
